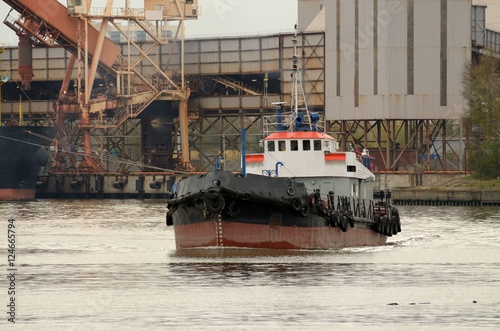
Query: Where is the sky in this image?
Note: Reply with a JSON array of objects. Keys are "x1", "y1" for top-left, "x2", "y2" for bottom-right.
[
  {"x1": 0, "y1": 0, "x2": 298, "y2": 45},
  {"x1": 1, "y1": 0, "x2": 499, "y2": 45}
]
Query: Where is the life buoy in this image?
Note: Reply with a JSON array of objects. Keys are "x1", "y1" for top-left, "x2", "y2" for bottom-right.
[{"x1": 204, "y1": 191, "x2": 225, "y2": 213}]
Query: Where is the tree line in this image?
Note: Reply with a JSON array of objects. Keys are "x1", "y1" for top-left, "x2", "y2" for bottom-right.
[{"x1": 462, "y1": 51, "x2": 500, "y2": 179}]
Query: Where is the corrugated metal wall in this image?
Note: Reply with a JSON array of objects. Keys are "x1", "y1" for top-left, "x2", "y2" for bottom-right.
[
  {"x1": 0, "y1": 46, "x2": 73, "y2": 81},
  {"x1": 325, "y1": 0, "x2": 471, "y2": 121},
  {"x1": 0, "y1": 32, "x2": 324, "y2": 109}
]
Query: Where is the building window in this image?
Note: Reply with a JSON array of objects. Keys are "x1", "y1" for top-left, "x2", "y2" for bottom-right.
[
  {"x1": 303, "y1": 140, "x2": 310, "y2": 151},
  {"x1": 267, "y1": 141, "x2": 275, "y2": 152},
  {"x1": 291, "y1": 140, "x2": 298, "y2": 151},
  {"x1": 109, "y1": 31, "x2": 120, "y2": 43},
  {"x1": 278, "y1": 141, "x2": 286, "y2": 151},
  {"x1": 136, "y1": 31, "x2": 146, "y2": 42}
]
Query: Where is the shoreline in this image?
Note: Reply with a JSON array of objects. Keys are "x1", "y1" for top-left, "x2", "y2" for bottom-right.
[{"x1": 392, "y1": 177, "x2": 500, "y2": 206}]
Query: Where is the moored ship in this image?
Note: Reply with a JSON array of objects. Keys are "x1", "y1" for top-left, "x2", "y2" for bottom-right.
[
  {"x1": 0, "y1": 125, "x2": 57, "y2": 200},
  {"x1": 165, "y1": 29, "x2": 401, "y2": 250}
]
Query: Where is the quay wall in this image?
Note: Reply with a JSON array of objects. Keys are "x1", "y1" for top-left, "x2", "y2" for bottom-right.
[
  {"x1": 36, "y1": 173, "x2": 177, "y2": 199},
  {"x1": 374, "y1": 172, "x2": 500, "y2": 206},
  {"x1": 35, "y1": 172, "x2": 500, "y2": 206},
  {"x1": 391, "y1": 189, "x2": 500, "y2": 206}
]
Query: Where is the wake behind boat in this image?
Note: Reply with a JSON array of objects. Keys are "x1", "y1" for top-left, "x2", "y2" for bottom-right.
[{"x1": 166, "y1": 28, "x2": 401, "y2": 250}]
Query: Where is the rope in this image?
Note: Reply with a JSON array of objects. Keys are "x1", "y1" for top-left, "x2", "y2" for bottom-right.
[{"x1": 0, "y1": 131, "x2": 188, "y2": 174}]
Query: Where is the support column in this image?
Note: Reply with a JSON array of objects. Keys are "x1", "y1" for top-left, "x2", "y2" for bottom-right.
[
  {"x1": 179, "y1": 88, "x2": 192, "y2": 169},
  {"x1": 386, "y1": 119, "x2": 390, "y2": 171},
  {"x1": 443, "y1": 121, "x2": 447, "y2": 171},
  {"x1": 426, "y1": 119, "x2": 431, "y2": 171}
]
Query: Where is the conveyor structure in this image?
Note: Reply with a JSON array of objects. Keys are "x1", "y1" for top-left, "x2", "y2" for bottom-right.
[{"x1": 1, "y1": 0, "x2": 198, "y2": 171}]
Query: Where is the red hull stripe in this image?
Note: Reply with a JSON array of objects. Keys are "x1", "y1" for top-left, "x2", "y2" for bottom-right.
[
  {"x1": 0, "y1": 189, "x2": 36, "y2": 201},
  {"x1": 265, "y1": 132, "x2": 335, "y2": 140},
  {"x1": 174, "y1": 221, "x2": 386, "y2": 250},
  {"x1": 324, "y1": 153, "x2": 346, "y2": 161},
  {"x1": 245, "y1": 154, "x2": 265, "y2": 163}
]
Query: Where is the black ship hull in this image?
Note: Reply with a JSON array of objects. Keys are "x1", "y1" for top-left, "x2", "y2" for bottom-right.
[
  {"x1": 166, "y1": 172, "x2": 399, "y2": 250},
  {"x1": 0, "y1": 126, "x2": 57, "y2": 200}
]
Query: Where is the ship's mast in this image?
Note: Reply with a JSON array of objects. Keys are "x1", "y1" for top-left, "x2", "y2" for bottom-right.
[{"x1": 290, "y1": 25, "x2": 314, "y2": 131}]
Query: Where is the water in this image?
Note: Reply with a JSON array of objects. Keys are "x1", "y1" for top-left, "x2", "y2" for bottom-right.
[{"x1": 1, "y1": 200, "x2": 499, "y2": 330}]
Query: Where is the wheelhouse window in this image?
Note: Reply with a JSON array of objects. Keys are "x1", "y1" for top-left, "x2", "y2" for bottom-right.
[
  {"x1": 267, "y1": 141, "x2": 275, "y2": 152},
  {"x1": 303, "y1": 140, "x2": 311, "y2": 151},
  {"x1": 313, "y1": 140, "x2": 322, "y2": 151},
  {"x1": 290, "y1": 140, "x2": 298, "y2": 151},
  {"x1": 278, "y1": 140, "x2": 286, "y2": 151}
]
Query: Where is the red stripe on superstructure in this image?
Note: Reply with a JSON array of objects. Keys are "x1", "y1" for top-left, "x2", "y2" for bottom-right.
[
  {"x1": 265, "y1": 132, "x2": 335, "y2": 140},
  {"x1": 245, "y1": 154, "x2": 264, "y2": 163},
  {"x1": 324, "y1": 153, "x2": 346, "y2": 161}
]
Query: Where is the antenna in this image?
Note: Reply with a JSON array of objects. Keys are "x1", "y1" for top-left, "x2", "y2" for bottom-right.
[{"x1": 290, "y1": 25, "x2": 314, "y2": 131}]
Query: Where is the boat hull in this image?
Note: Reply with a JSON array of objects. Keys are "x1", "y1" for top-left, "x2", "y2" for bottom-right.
[
  {"x1": 173, "y1": 219, "x2": 387, "y2": 250},
  {"x1": 0, "y1": 126, "x2": 57, "y2": 200},
  {"x1": 167, "y1": 171, "x2": 391, "y2": 250}
]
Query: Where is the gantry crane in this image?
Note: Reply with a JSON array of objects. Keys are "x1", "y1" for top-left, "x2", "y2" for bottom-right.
[{"x1": 2, "y1": 0, "x2": 198, "y2": 171}]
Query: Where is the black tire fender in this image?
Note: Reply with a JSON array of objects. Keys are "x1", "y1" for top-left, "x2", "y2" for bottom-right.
[
  {"x1": 379, "y1": 215, "x2": 388, "y2": 235},
  {"x1": 290, "y1": 197, "x2": 302, "y2": 212},
  {"x1": 166, "y1": 212, "x2": 173, "y2": 226},
  {"x1": 299, "y1": 204, "x2": 310, "y2": 218},
  {"x1": 193, "y1": 198, "x2": 205, "y2": 211},
  {"x1": 204, "y1": 193, "x2": 225, "y2": 214},
  {"x1": 348, "y1": 215, "x2": 355, "y2": 228},
  {"x1": 329, "y1": 213, "x2": 338, "y2": 227},
  {"x1": 373, "y1": 214, "x2": 381, "y2": 233},
  {"x1": 340, "y1": 215, "x2": 348, "y2": 232},
  {"x1": 381, "y1": 215, "x2": 391, "y2": 236}
]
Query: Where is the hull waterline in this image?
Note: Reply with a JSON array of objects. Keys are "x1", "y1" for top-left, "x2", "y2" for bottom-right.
[
  {"x1": 174, "y1": 220, "x2": 387, "y2": 250},
  {"x1": 166, "y1": 172, "x2": 399, "y2": 250}
]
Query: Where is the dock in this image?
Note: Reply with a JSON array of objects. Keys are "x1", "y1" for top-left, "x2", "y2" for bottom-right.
[{"x1": 36, "y1": 173, "x2": 177, "y2": 199}]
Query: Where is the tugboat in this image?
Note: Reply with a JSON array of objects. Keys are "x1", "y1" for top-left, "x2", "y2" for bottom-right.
[{"x1": 166, "y1": 30, "x2": 401, "y2": 250}]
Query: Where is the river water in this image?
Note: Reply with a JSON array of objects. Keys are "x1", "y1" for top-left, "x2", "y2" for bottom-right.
[{"x1": 0, "y1": 200, "x2": 499, "y2": 330}]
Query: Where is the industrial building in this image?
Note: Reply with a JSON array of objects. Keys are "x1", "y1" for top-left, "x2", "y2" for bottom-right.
[{"x1": 1, "y1": 0, "x2": 500, "y2": 185}]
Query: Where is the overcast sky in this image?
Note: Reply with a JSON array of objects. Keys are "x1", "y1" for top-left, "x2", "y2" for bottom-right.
[
  {"x1": 1, "y1": 0, "x2": 499, "y2": 45},
  {"x1": 0, "y1": 0, "x2": 298, "y2": 45}
]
